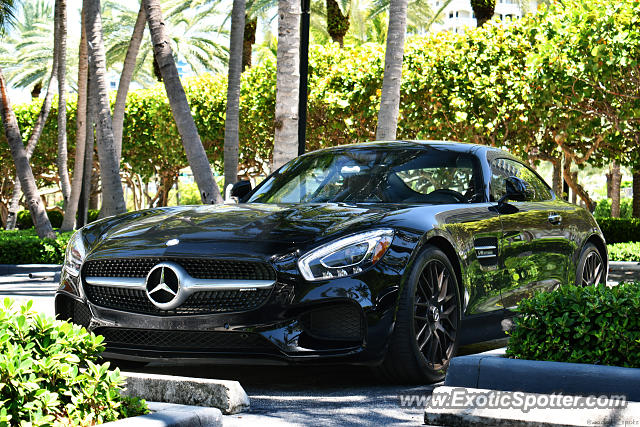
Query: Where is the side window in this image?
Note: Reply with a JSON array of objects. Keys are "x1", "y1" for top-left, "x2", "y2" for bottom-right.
[{"x1": 490, "y1": 158, "x2": 553, "y2": 202}]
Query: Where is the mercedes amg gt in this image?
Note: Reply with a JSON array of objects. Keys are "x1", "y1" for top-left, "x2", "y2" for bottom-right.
[{"x1": 55, "y1": 141, "x2": 607, "y2": 382}]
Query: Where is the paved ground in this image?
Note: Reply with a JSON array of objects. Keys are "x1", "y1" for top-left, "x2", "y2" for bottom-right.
[{"x1": 0, "y1": 272, "x2": 432, "y2": 426}]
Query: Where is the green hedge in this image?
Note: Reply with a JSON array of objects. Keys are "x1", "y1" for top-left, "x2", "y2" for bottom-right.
[
  {"x1": 11, "y1": 209, "x2": 99, "y2": 230},
  {"x1": 506, "y1": 282, "x2": 640, "y2": 368},
  {"x1": 0, "y1": 230, "x2": 72, "y2": 264},
  {"x1": 596, "y1": 218, "x2": 640, "y2": 244},
  {"x1": 607, "y1": 242, "x2": 640, "y2": 262},
  {"x1": 594, "y1": 198, "x2": 633, "y2": 219},
  {"x1": 0, "y1": 298, "x2": 148, "y2": 425}
]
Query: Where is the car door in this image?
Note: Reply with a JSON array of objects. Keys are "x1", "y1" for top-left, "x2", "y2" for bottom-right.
[{"x1": 489, "y1": 158, "x2": 572, "y2": 310}]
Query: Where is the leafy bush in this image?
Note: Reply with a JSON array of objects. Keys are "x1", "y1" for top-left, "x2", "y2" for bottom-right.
[
  {"x1": 15, "y1": 210, "x2": 64, "y2": 230},
  {"x1": 506, "y1": 283, "x2": 640, "y2": 368},
  {"x1": 607, "y1": 242, "x2": 640, "y2": 262},
  {"x1": 594, "y1": 198, "x2": 633, "y2": 219},
  {"x1": 0, "y1": 230, "x2": 72, "y2": 264},
  {"x1": 596, "y1": 218, "x2": 640, "y2": 244},
  {"x1": 0, "y1": 299, "x2": 148, "y2": 425}
]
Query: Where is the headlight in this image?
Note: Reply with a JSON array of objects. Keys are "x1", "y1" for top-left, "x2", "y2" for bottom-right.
[
  {"x1": 64, "y1": 231, "x2": 86, "y2": 277},
  {"x1": 298, "y1": 229, "x2": 394, "y2": 281}
]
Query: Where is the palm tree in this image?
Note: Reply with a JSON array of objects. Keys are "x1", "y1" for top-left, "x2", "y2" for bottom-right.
[
  {"x1": 326, "y1": 0, "x2": 349, "y2": 46},
  {"x1": 143, "y1": 0, "x2": 223, "y2": 204},
  {"x1": 61, "y1": 6, "x2": 88, "y2": 231},
  {"x1": 84, "y1": 0, "x2": 127, "y2": 217},
  {"x1": 375, "y1": 0, "x2": 408, "y2": 140},
  {"x1": 272, "y1": 0, "x2": 301, "y2": 169},
  {"x1": 470, "y1": 0, "x2": 495, "y2": 27},
  {"x1": 55, "y1": 0, "x2": 71, "y2": 211},
  {"x1": 224, "y1": 0, "x2": 245, "y2": 192},
  {"x1": 0, "y1": 0, "x2": 55, "y2": 238}
]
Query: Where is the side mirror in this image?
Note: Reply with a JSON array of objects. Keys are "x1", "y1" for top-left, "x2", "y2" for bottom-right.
[
  {"x1": 230, "y1": 180, "x2": 252, "y2": 201},
  {"x1": 498, "y1": 176, "x2": 531, "y2": 205}
]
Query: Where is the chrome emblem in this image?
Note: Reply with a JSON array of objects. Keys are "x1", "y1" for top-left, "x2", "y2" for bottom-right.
[
  {"x1": 166, "y1": 239, "x2": 180, "y2": 247},
  {"x1": 145, "y1": 263, "x2": 182, "y2": 309}
]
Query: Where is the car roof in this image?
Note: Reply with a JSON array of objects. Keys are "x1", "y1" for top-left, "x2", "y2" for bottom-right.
[{"x1": 303, "y1": 140, "x2": 514, "y2": 159}]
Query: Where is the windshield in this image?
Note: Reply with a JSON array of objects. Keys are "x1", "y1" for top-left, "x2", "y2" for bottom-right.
[{"x1": 246, "y1": 146, "x2": 483, "y2": 204}]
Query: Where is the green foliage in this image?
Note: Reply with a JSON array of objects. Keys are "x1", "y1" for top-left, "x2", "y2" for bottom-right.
[
  {"x1": 594, "y1": 198, "x2": 633, "y2": 219},
  {"x1": 15, "y1": 209, "x2": 64, "y2": 229},
  {"x1": 506, "y1": 282, "x2": 640, "y2": 368},
  {"x1": 0, "y1": 298, "x2": 148, "y2": 425},
  {"x1": 607, "y1": 242, "x2": 640, "y2": 262},
  {"x1": 0, "y1": 230, "x2": 72, "y2": 264},
  {"x1": 596, "y1": 218, "x2": 640, "y2": 244}
]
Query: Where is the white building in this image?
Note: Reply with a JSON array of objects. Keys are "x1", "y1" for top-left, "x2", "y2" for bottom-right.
[{"x1": 430, "y1": 0, "x2": 538, "y2": 34}]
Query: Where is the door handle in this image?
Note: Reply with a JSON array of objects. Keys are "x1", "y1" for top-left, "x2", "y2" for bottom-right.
[{"x1": 548, "y1": 213, "x2": 562, "y2": 225}]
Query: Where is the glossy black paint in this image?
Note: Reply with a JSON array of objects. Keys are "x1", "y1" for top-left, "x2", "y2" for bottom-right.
[{"x1": 55, "y1": 141, "x2": 607, "y2": 365}]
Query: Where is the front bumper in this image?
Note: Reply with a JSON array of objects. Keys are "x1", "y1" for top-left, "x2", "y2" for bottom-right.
[{"x1": 55, "y1": 265, "x2": 403, "y2": 366}]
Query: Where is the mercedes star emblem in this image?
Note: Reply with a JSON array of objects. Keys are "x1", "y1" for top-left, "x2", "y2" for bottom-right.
[{"x1": 145, "y1": 263, "x2": 182, "y2": 310}]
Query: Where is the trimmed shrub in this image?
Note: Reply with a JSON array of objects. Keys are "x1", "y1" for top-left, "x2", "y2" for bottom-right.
[
  {"x1": 506, "y1": 283, "x2": 640, "y2": 368},
  {"x1": 0, "y1": 298, "x2": 148, "y2": 425},
  {"x1": 0, "y1": 230, "x2": 72, "y2": 264},
  {"x1": 596, "y1": 218, "x2": 640, "y2": 244},
  {"x1": 15, "y1": 210, "x2": 64, "y2": 230},
  {"x1": 594, "y1": 198, "x2": 633, "y2": 219},
  {"x1": 607, "y1": 242, "x2": 640, "y2": 262}
]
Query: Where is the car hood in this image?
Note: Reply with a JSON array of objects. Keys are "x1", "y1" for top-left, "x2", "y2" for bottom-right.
[{"x1": 84, "y1": 203, "x2": 406, "y2": 260}]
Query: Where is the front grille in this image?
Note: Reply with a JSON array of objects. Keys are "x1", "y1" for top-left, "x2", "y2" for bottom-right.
[
  {"x1": 56, "y1": 294, "x2": 92, "y2": 328},
  {"x1": 84, "y1": 284, "x2": 272, "y2": 315},
  {"x1": 300, "y1": 304, "x2": 364, "y2": 342},
  {"x1": 83, "y1": 258, "x2": 276, "y2": 281},
  {"x1": 95, "y1": 327, "x2": 277, "y2": 352}
]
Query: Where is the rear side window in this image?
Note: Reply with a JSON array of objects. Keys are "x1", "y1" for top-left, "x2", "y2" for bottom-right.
[{"x1": 490, "y1": 158, "x2": 553, "y2": 202}]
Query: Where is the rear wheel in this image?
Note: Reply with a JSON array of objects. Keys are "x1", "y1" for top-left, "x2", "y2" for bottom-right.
[
  {"x1": 377, "y1": 245, "x2": 461, "y2": 384},
  {"x1": 576, "y1": 242, "x2": 605, "y2": 286}
]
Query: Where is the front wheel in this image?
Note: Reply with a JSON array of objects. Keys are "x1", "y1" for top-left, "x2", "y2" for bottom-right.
[
  {"x1": 377, "y1": 245, "x2": 461, "y2": 384},
  {"x1": 576, "y1": 242, "x2": 605, "y2": 287}
]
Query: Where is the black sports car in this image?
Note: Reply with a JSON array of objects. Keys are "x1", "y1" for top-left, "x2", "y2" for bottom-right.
[{"x1": 55, "y1": 141, "x2": 607, "y2": 382}]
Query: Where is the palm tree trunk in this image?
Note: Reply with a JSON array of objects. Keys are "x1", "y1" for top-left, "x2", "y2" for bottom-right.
[
  {"x1": 326, "y1": 0, "x2": 349, "y2": 47},
  {"x1": 375, "y1": 0, "x2": 408, "y2": 141},
  {"x1": 224, "y1": 0, "x2": 245, "y2": 193},
  {"x1": 471, "y1": 0, "x2": 495, "y2": 27},
  {"x1": 55, "y1": 0, "x2": 71, "y2": 211},
  {"x1": 84, "y1": 0, "x2": 126, "y2": 217},
  {"x1": 242, "y1": 15, "x2": 257, "y2": 70},
  {"x1": 143, "y1": 0, "x2": 223, "y2": 204},
  {"x1": 61, "y1": 7, "x2": 88, "y2": 231},
  {"x1": 112, "y1": 2, "x2": 146, "y2": 160},
  {"x1": 5, "y1": 34, "x2": 60, "y2": 230},
  {"x1": 272, "y1": 0, "x2": 301, "y2": 170},
  {"x1": 0, "y1": 67, "x2": 55, "y2": 239}
]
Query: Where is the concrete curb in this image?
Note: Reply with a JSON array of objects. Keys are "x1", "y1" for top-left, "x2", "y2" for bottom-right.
[
  {"x1": 101, "y1": 402, "x2": 222, "y2": 426},
  {"x1": 122, "y1": 371, "x2": 250, "y2": 415},
  {"x1": 609, "y1": 261, "x2": 640, "y2": 282},
  {"x1": 424, "y1": 386, "x2": 639, "y2": 427},
  {"x1": 445, "y1": 354, "x2": 640, "y2": 401},
  {"x1": 0, "y1": 264, "x2": 61, "y2": 275}
]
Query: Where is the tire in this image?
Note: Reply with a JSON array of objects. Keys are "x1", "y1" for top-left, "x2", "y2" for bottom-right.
[
  {"x1": 376, "y1": 245, "x2": 461, "y2": 384},
  {"x1": 576, "y1": 242, "x2": 605, "y2": 287}
]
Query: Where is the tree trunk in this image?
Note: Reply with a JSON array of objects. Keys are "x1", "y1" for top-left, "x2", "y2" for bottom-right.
[
  {"x1": 570, "y1": 171, "x2": 578, "y2": 204},
  {"x1": 5, "y1": 38, "x2": 60, "y2": 230},
  {"x1": 326, "y1": 0, "x2": 349, "y2": 47},
  {"x1": 551, "y1": 157, "x2": 562, "y2": 197},
  {"x1": 31, "y1": 82, "x2": 43, "y2": 99},
  {"x1": 143, "y1": 0, "x2": 223, "y2": 204},
  {"x1": 272, "y1": 0, "x2": 301, "y2": 169},
  {"x1": 633, "y1": 170, "x2": 640, "y2": 218},
  {"x1": 224, "y1": 0, "x2": 245, "y2": 193},
  {"x1": 242, "y1": 15, "x2": 257, "y2": 70},
  {"x1": 112, "y1": 2, "x2": 146, "y2": 159},
  {"x1": 563, "y1": 154, "x2": 594, "y2": 212},
  {"x1": 606, "y1": 172, "x2": 612, "y2": 198},
  {"x1": 0, "y1": 68, "x2": 55, "y2": 239},
  {"x1": 61, "y1": 9, "x2": 88, "y2": 231},
  {"x1": 375, "y1": 0, "x2": 408, "y2": 141},
  {"x1": 609, "y1": 162, "x2": 622, "y2": 217},
  {"x1": 84, "y1": 0, "x2": 127, "y2": 217},
  {"x1": 470, "y1": 0, "x2": 495, "y2": 27},
  {"x1": 55, "y1": 0, "x2": 71, "y2": 212}
]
